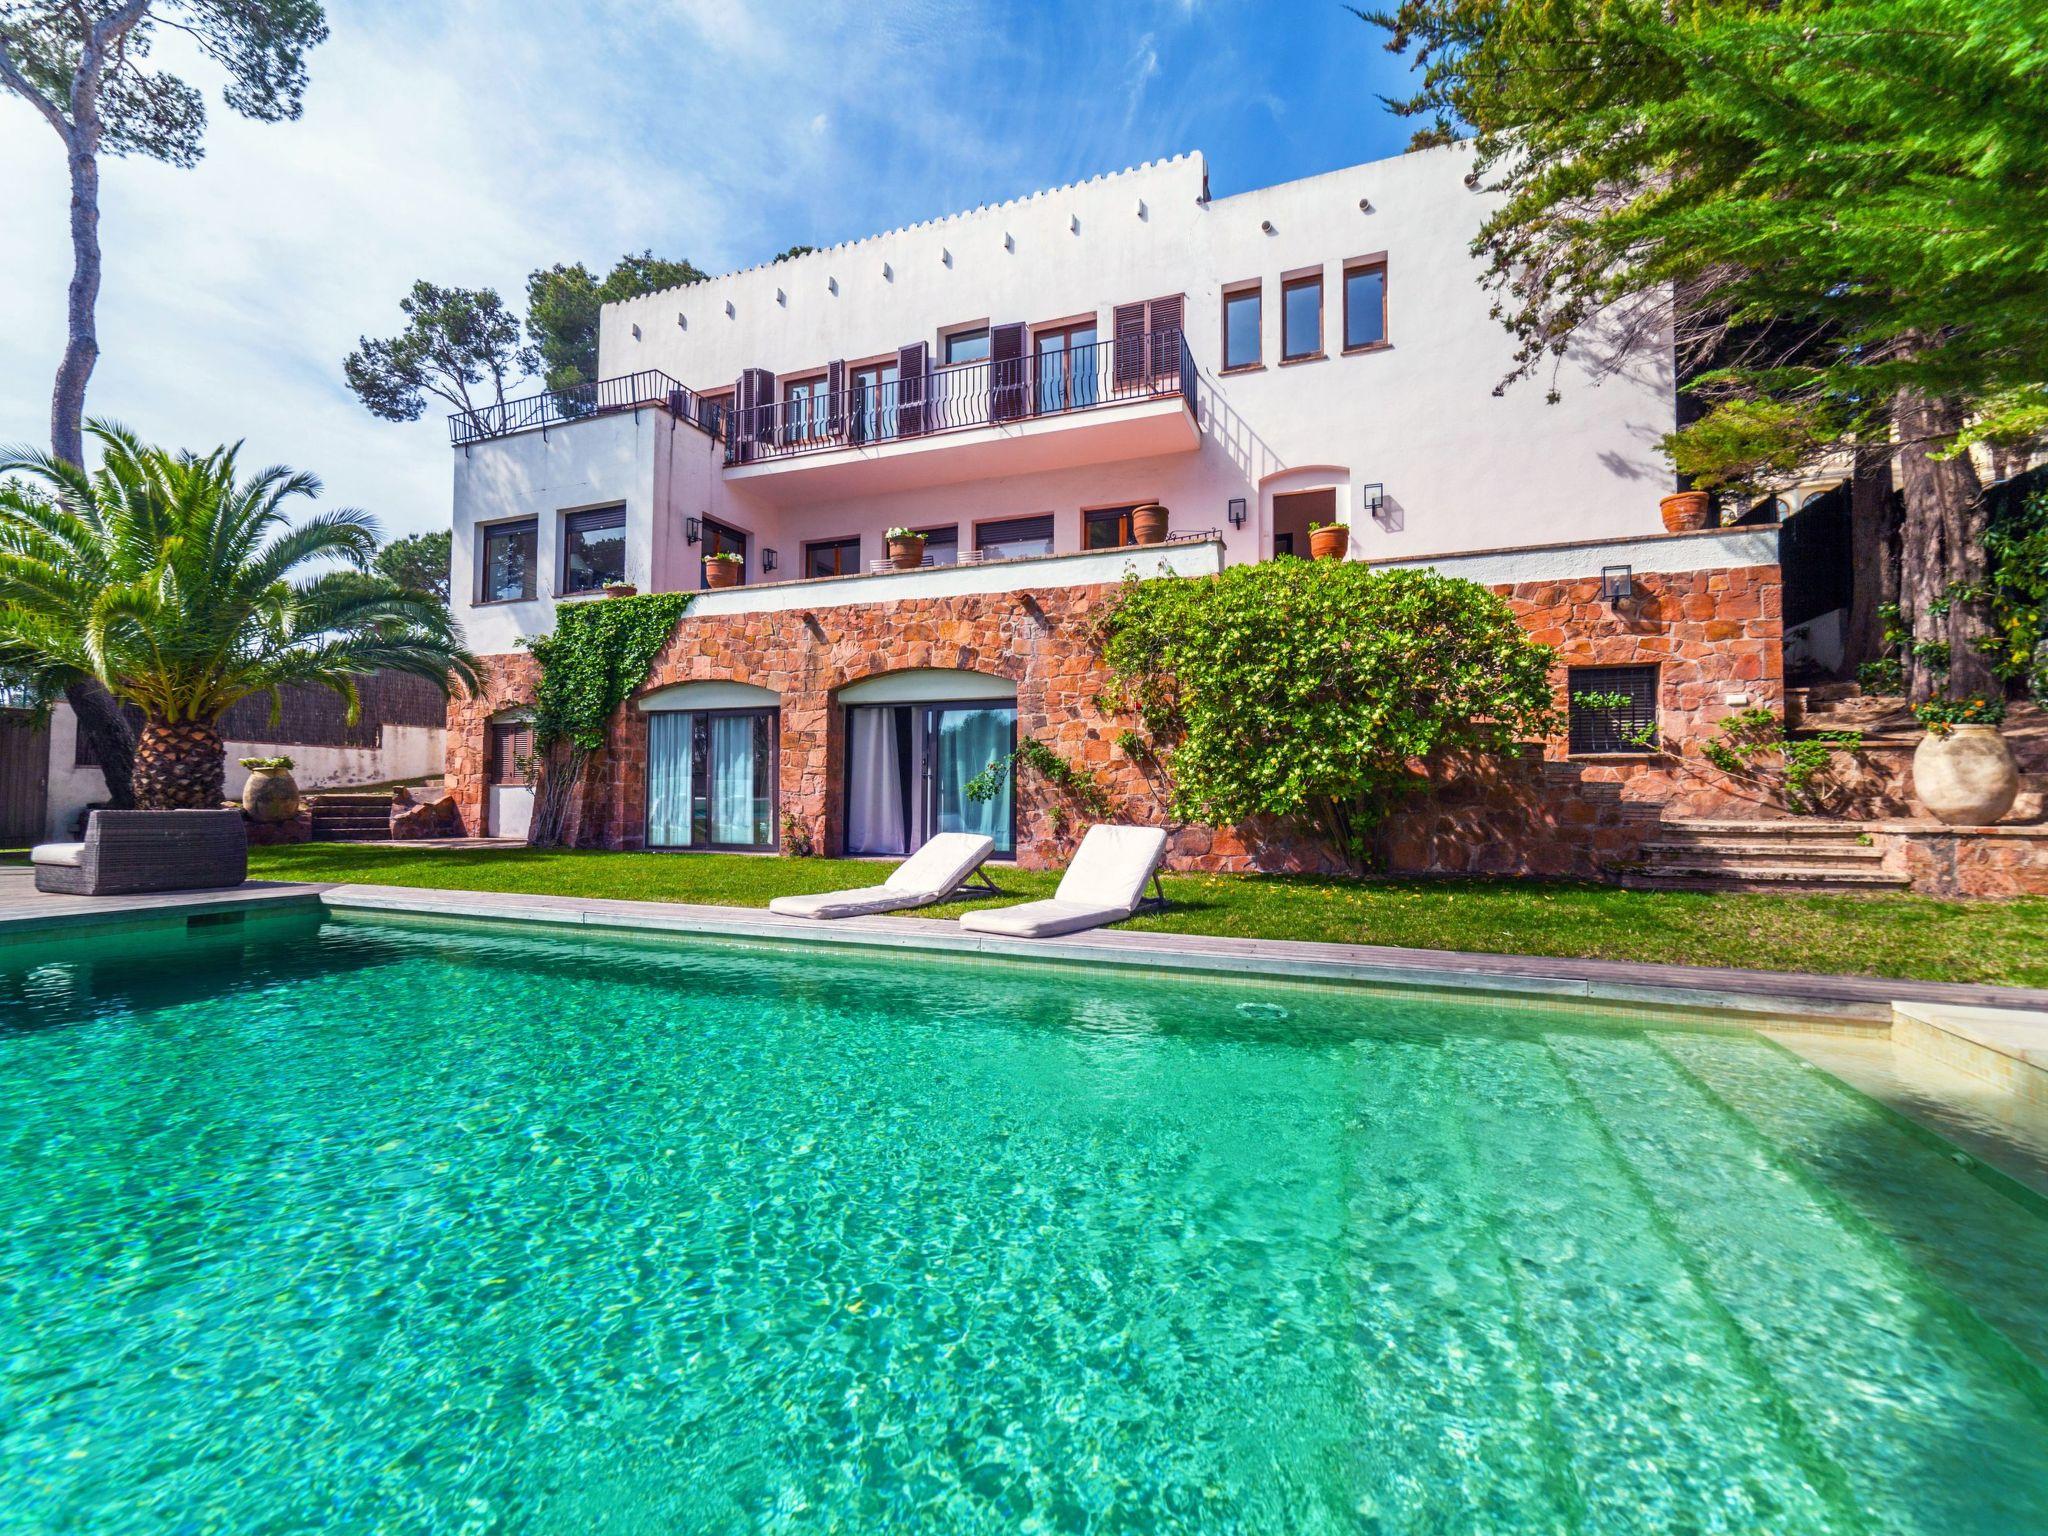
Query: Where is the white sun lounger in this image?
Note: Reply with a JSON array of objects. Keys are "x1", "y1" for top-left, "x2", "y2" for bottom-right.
[
  {"x1": 958, "y1": 825, "x2": 1168, "y2": 939},
  {"x1": 768, "y1": 833, "x2": 997, "y2": 920}
]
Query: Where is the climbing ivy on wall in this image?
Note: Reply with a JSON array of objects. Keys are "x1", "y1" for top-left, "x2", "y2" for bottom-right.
[{"x1": 521, "y1": 592, "x2": 692, "y2": 843}]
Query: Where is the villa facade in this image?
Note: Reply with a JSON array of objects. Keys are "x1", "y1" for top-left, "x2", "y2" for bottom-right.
[{"x1": 445, "y1": 144, "x2": 1788, "y2": 874}]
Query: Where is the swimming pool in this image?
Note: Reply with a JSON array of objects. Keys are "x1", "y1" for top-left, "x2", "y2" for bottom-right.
[{"x1": 2, "y1": 908, "x2": 2045, "y2": 1533}]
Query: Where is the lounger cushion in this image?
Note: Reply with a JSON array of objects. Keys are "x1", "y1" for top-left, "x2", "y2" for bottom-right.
[
  {"x1": 1053, "y1": 825, "x2": 1169, "y2": 912},
  {"x1": 960, "y1": 899, "x2": 1126, "y2": 939},
  {"x1": 767, "y1": 833, "x2": 996, "y2": 920},
  {"x1": 883, "y1": 833, "x2": 995, "y2": 893},
  {"x1": 31, "y1": 842, "x2": 86, "y2": 868},
  {"x1": 769, "y1": 885, "x2": 917, "y2": 920}
]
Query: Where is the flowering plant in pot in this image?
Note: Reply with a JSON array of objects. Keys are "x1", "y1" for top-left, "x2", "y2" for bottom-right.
[
  {"x1": 238, "y1": 755, "x2": 300, "y2": 823},
  {"x1": 1910, "y1": 695, "x2": 2017, "y2": 826},
  {"x1": 703, "y1": 551, "x2": 743, "y2": 589},
  {"x1": 603, "y1": 580, "x2": 638, "y2": 598},
  {"x1": 1130, "y1": 503, "x2": 1170, "y2": 545},
  {"x1": 1308, "y1": 520, "x2": 1350, "y2": 561},
  {"x1": 885, "y1": 527, "x2": 926, "y2": 570}
]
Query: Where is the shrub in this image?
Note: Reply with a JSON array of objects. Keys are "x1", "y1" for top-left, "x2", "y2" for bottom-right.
[
  {"x1": 1914, "y1": 695, "x2": 2007, "y2": 736},
  {"x1": 1097, "y1": 561, "x2": 1557, "y2": 869}
]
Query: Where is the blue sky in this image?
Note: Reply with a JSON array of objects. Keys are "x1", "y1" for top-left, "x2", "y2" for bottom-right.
[{"x1": 1, "y1": 0, "x2": 1422, "y2": 538}]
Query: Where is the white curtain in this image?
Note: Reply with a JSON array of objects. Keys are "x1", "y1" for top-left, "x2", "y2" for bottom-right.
[
  {"x1": 847, "y1": 707, "x2": 905, "y2": 855},
  {"x1": 709, "y1": 714, "x2": 756, "y2": 845},
  {"x1": 934, "y1": 707, "x2": 1014, "y2": 853},
  {"x1": 646, "y1": 712, "x2": 694, "y2": 847}
]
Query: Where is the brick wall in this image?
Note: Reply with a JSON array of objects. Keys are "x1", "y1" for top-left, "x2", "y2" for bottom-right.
[{"x1": 444, "y1": 562, "x2": 1784, "y2": 877}]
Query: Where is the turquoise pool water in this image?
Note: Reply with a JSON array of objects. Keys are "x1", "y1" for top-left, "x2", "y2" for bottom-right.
[{"x1": 2, "y1": 909, "x2": 2046, "y2": 1534}]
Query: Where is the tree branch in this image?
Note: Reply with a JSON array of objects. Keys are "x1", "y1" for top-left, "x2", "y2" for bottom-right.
[{"x1": 0, "y1": 32, "x2": 72, "y2": 143}]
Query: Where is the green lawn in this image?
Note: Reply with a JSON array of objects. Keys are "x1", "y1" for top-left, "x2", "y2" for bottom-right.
[{"x1": 245, "y1": 843, "x2": 2048, "y2": 989}]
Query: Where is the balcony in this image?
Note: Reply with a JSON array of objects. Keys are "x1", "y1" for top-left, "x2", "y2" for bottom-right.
[
  {"x1": 721, "y1": 330, "x2": 1199, "y2": 502},
  {"x1": 448, "y1": 370, "x2": 724, "y2": 448}
]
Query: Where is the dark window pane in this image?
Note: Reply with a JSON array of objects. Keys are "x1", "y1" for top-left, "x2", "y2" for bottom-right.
[
  {"x1": 1224, "y1": 290, "x2": 1260, "y2": 369},
  {"x1": 975, "y1": 515, "x2": 1055, "y2": 561},
  {"x1": 944, "y1": 329, "x2": 990, "y2": 365},
  {"x1": 480, "y1": 519, "x2": 538, "y2": 602},
  {"x1": 919, "y1": 525, "x2": 960, "y2": 566},
  {"x1": 805, "y1": 538, "x2": 861, "y2": 578},
  {"x1": 700, "y1": 519, "x2": 748, "y2": 588},
  {"x1": 561, "y1": 506, "x2": 626, "y2": 594},
  {"x1": 1084, "y1": 506, "x2": 1137, "y2": 550},
  {"x1": 1568, "y1": 665, "x2": 1659, "y2": 754},
  {"x1": 1283, "y1": 278, "x2": 1321, "y2": 360},
  {"x1": 1345, "y1": 266, "x2": 1386, "y2": 349}
]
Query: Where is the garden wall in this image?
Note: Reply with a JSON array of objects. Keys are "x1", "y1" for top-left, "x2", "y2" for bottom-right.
[{"x1": 443, "y1": 561, "x2": 1785, "y2": 878}]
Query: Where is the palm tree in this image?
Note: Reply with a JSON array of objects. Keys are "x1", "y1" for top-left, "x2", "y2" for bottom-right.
[{"x1": 0, "y1": 421, "x2": 476, "y2": 809}]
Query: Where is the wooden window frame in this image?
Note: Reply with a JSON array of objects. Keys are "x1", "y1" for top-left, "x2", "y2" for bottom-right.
[
  {"x1": 1280, "y1": 272, "x2": 1324, "y2": 363},
  {"x1": 1221, "y1": 283, "x2": 1262, "y2": 372},
  {"x1": 697, "y1": 516, "x2": 749, "y2": 589},
  {"x1": 475, "y1": 515, "x2": 539, "y2": 606},
  {"x1": 973, "y1": 514, "x2": 1057, "y2": 562},
  {"x1": 782, "y1": 373, "x2": 829, "y2": 442},
  {"x1": 941, "y1": 325, "x2": 991, "y2": 366},
  {"x1": 1082, "y1": 502, "x2": 1147, "y2": 551},
  {"x1": 1342, "y1": 257, "x2": 1389, "y2": 353},
  {"x1": 557, "y1": 503, "x2": 628, "y2": 597},
  {"x1": 802, "y1": 536, "x2": 863, "y2": 579}
]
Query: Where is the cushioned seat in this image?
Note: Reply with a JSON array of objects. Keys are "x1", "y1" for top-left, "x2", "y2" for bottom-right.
[
  {"x1": 30, "y1": 842, "x2": 86, "y2": 868},
  {"x1": 768, "y1": 833, "x2": 996, "y2": 920},
  {"x1": 959, "y1": 825, "x2": 1167, "y2": 939},
  {"x1": 30, "y1": 810, "x2": 247, "y2": 897}
]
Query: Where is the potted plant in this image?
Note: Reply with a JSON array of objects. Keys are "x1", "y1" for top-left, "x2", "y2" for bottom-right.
[
  {"x1": 1660, "y1": 488, "x2": 1714, "y2": 532},
  {"x1": 885, "y1": 527, "x2": 926, "y2": 570},
  {"x1": 603, "y1": 580, "x2": 638, "y2": 598},
  {"x1": 239, "y1": 756, "x2": 301, "y2": 824},
  {"x1": 1131, "y1": 503, "x2": 1170, "y2": 546},
  {"x1": 1308, "y1": 520, "x2": 1350, "y2": 561},
  {"x1": 703, "y1": 551, "x2": 743, "y2": 589},
  {"x1": 1911, "y1": 695, "x2": 2018, "y2": 826}
]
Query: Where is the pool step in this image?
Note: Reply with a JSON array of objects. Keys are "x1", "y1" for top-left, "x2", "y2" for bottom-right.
[
  {"x1": 1614, "y1": 819, "x2": 1910, "y2": 893},
  {"x1": 306, "y1": 792, "x2": 395, "y2": 842}
]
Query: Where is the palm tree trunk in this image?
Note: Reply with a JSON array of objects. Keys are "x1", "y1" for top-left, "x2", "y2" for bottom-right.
[
  {"x1": 65, "y1": 679, "x2": 135, "y2": 807},
  {"x1": 133, "y1": 718, "x2": 226, "y2": 810}
]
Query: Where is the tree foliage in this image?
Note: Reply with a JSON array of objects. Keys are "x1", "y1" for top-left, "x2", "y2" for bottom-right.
[
  {"x1": 372, "y1": 529, "x2": 452, "y2": 602},
  {"x1": 0, "y1": 421, "x2": 475, "y2": 807},
  {"x1": 1097, "y1": 562, "x2": 1558, "y2": 869},
  {"x1": 344, "y1": 281, "x2": 525, "y2": 422},
  {"x1": 523, "y1": 251, "x2": 707, "y2": 392},
  {"x1": 1363, "y1": 0, "x2": 2048, "y2": 701}
]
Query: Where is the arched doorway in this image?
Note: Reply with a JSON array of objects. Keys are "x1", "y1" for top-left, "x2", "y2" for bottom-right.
[
  {"x1": 637, "y1": 681, "x2": 781, "y2": 850},
  {"x1": 837, "y1": 669, "x2": 1018, "y2": 858}
]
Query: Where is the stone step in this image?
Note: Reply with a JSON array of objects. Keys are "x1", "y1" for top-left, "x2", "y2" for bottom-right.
[
  {"x1": 1618, "y1": 863, "x2": 1912, "y2": 892},
  {"x1": 1656, "y1": 819, "x2": 1869, "y2": 838},
  {"x1": 1636, "y1": 840, "x2": 1885, "y2": 866},
  {"x1": 307, "y1": 794, "x2": 396, "y2": 808}
]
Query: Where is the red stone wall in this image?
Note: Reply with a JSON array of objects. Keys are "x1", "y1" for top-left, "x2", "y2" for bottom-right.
[{"x1": 444, "y1": 562, "x2": 1785, "y2": 877}]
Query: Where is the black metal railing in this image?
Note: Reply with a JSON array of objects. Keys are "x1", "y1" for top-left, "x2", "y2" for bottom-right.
[
  {"x1": 724, "y1": 329, "x2": 1195, "y2": 466},
  {"x1": 448, "y1": 370, "x2": 726, "y2": 448}
]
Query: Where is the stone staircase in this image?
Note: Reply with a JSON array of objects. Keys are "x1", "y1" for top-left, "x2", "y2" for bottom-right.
[
  {"x1": 1615, "y1": 818, "x2": 1911, "y2": 893},
  {"x1": 306, "y1": 791, "x2": 395, "y2": 843}
]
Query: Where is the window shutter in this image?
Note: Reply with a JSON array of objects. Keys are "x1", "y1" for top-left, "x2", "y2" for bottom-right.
[
  {"x1": 990, "y1": 323, "x2": 1027, "y2": 421},
  {"x1": 825, "y1": 359, "x2": 846, "y2": 437},
  {"x1": 1112, "y1": 302, "x2": 1146, "y2": 389},
  {"x1": 1147, "y1": 294, "x2": 1184, "y2": 384},
  {"x1": 896, "y1": 342, "x2": 929, "y2": 434}
]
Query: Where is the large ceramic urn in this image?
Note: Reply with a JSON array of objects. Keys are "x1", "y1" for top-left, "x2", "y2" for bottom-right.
[
  {"x1": 240, "y1": 758, "x2": 302, "y2": 824},
  {"x1": 1912, "y1": 724, "x2": 2019, "y2": 826}
]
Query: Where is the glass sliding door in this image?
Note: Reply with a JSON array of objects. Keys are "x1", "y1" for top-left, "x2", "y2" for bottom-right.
[
  {"x1": 1034, "y1": 323, "x2": 1099, "y2": 414},
  {"x1": 928, "y1": 704, "x2": 1015, "y2": 856},
  {"x1": 645, "y1": 708, "x2": 777, "y2": 850}
]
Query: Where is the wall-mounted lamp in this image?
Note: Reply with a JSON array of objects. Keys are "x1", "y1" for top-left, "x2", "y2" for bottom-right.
[
  {"x1": 881, "y1": 261, "x2": 893, "y2": 281},
  {"x1": 1601, "y1": 564, "x2": 1636, "y2": 604},
  {"x1": 775, "y1": 288, "x2": 787, "y2": 306},
  {"x1": 1227, "y1": 496, "x2": 1248, "y2": 529},
  {"x1": 676, "y1": 312, "x2": 687, "y2": 329},
  {"x1": 685, "y1": 516, "x2": 702, "y2": 546},
  {"x1": 827, "y1": 276, "x2": 839, "y2": 295},
  {"x1": 762, "y1": 547, "x2": 779, "y2": 574},
  {"x1": 941, "y1": 247, "x2": 952, "y2": 267},
  {"x1": 1136, "y1": 198, "x2": 1147, "y2": 219},
  {"x1": 1361, "y1": 482, "x2": 1389, "y2": 529},
  {"x1": 1070, "y1": 213, "x2": 1080, "y2": 234},
  {"x1": 630, "y1": 322, "x2": 642, "y2": 340},
  {"x1": 724, "y1": 300, "x2": 736, "y2": 318},
  {"x1": 1003, "y1": 232, "x2": 1014, "y2": 252}
]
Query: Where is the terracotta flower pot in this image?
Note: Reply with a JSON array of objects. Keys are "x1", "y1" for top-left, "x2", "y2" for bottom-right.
[
  {"x1": 240, "y1": 765, "x2": 301, "y2": 825},
  {"x1": 1308, "y1": 523, "x2": 1350, "y2": 561},
  {"x1": 1912, "y1": 723, "x2": 2019, "y2": 826},
  {"x1": 603, "y1": 581, "x2": 638, "y2": 598},
  {"x1": 704, "y1": 558, "x2": 741, "y2": 589},
  {"x1": 1131, "y1": 503, "x2": 1170, "y2": 545},
  {"x1": 1660, "y1": 490, "x2": 1714, "y2": 532},
  {"x1": 888, "y1": 535, "x2": 926, "y2": 571}
]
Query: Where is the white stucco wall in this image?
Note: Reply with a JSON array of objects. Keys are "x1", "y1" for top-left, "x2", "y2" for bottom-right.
[
  {"x1": 38, "y1": 704, "x2": 446, "y2": 841},
  {"x1": 453, "y1": 143, "x2": 1676, "y2": 652}
]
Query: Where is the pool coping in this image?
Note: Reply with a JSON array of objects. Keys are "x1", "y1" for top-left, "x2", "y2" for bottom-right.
[
  {"x1": 7, "y1": 877, "x2": 2046, "y2": 1025},
  {"x1": 311, "y1": 883, "x2": 2048, "y2": 1026}
]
